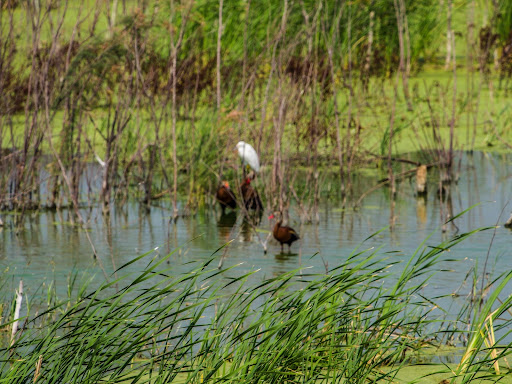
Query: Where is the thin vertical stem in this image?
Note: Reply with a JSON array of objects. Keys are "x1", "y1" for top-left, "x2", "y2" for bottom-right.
[
  {"x1": 168, "y1": 0, "x2": 193, "y2": 219},
  {"x1": 394, "y1": 0, "x2": 412, "y2": 111},
  {"x1": 466, "y1": 0, "x2": 475, "y2": 149},
  {"x1": 258, "y1": 1, "x2": 288, "y2": 155},
  {"x1": 444, "y1": 0, "x2": 452, "y2": 70},
  {"x1": 239, "y1": 0, "x2": 251, "y2": 135},
  {"x1": 326, "y1": 3, "x2": 345, "y2": 198},
  {"x1": 216, "y1": 0, "x2": 224, "y2": 110},
  {"x1": 449, "y1": 7, "x2": 457, "y2": 173},
  {"x1": 345, "y1": 3, "x2": 353, "y2": 195},
  {"x1": 10, "y1": 280, "x2": 23, "y2": 346},
  {"x1": 363, "y1": 10, "x2": 374, "y2": 91}
]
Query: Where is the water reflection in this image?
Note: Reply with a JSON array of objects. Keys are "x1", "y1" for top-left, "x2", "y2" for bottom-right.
[
  {"x1": 272, "y1": 251, "x2": 300, "y2": 277},
  {"x1": 217, "y1": 212, "x2": 237, "y2": 243},
  {"x1": 416, "y1": 195, "x2": 427, "y2": 228},
  {"x1": 240, "y1": 219, "x2": 254, "y2": 243},
  {"x1": 218, "y1": 211, "x2": 237, "y2": 228}
]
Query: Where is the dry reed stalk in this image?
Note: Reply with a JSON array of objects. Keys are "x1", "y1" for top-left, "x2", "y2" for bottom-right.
[
  {"x1": 257, "y1": 38, "x2": 277, "y2": 156},
  {"x1": 0, "y1": 2, "x2": 16, "y2": 209},
  {"x1": 388, "y1": 84, "x2": 398, "y2": 200},
  {"x1": 325, "y1": 3, "x2": 345, "y2": 198},
  {"x1": 345, "y1": 4, "x2": 354, "y2": 195},
  {"x1": 107, "y1": 0, "x2": 120, "y2": 38},
  {"x1": 394, "y1": 0, "x2": 412, "y2": 111},
  {"x1": 444, "y1": 0, "x2": 453, "y2": 70},
  {"x1": 133, "y1": 34, "x2": 166, "y2": 210},
  {"x1": 466, "y1": 0, "x2": 475, "y2": 148},
  {"x1": 483, "y1": 314, "x2": 499, "y2": 375},
  {"x1": 216, "y1": 0, "x2": 223, "y2": 111},
  {"x1": 235, "y1": 0, "x2": 251, "y2": 139},
  {"x1": 33, "y1": 355, "x2": 42, "y2": 383},
  {"x1": 401, "y1": 0, "x2": 411, "y2": 83},
  {"x1": 299, "y1": 0, "x2": 322, "y2": 222},
  {"x1": 362, "y1": 10, "x2": 374, "y2": 91},
  {"x1": 448, "y1": 5, "x2": 457, "y2": 175},
  {"x1": 168, "y1": 0, "x2": 193, "y2": 220}
]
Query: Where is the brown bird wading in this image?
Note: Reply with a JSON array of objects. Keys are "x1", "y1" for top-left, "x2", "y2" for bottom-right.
[
  {"x1": 241, "y1": 178, "x2": 263, "y2": 211},
  {"x1": 216, "y1": 181, "x2": 237, "y2": 214},
  {"x1": 269, "y1": 213, "x2": 300, "y2": 252}
]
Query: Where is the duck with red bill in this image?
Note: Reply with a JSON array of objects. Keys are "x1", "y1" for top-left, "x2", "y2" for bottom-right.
[{"x1": 268, "y1": 212, "x2": 300, "y2": 252}]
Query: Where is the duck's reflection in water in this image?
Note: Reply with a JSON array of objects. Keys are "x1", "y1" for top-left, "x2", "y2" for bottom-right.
[
  {"x1": 240, "y1": 212, "x2": 263, "y2": 243},
  {"x1": 217, "y1": 211, "x2": 237, "y2": 242}
]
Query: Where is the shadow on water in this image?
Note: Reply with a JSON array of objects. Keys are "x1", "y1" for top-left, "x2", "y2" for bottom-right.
[
  {"x1": 270, "y1": 251, "x2": 301, "y2": 276},
  {"x1": 274, "y1": 251, "x2": 299, "y2": 260},
  {"x1": 217, "y1": 211, "x2": 237, "y2": 228},
  {"x1": 239, "y1": 213, "x2": 262, "y2": 242},
  {"x1": 217, "y1": 211, "x2": 237, "y2": 243}
]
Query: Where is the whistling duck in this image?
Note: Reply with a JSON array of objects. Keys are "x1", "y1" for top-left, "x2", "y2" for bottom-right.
[
  {"x1": 269, "y1": 213, "x2": 300, "y2": 252},
  {"x1": 241, "y1": 178, "x2": 263, "y2": 211},
  {"x1": 216, "y1": 181, "x2": 237, "y2": 214}
]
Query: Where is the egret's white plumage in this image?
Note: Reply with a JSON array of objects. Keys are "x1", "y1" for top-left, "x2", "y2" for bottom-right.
[
  {"x1": 94, "y1": 153, "x2": 106, "y2": 168},
  {"x1": 236, "y1": 141, "x2": 260, "y2": 172}
]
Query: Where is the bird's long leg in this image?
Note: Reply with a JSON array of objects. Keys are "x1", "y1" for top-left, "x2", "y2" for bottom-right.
[
  {"x1": 281, "y1": 243, "x2": 284, "y2": 253},
  {"x1": 241, "y1": 159, "x2": 246, "y2": 179}
]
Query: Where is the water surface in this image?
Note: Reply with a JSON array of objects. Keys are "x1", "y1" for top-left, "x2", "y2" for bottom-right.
[{"x1": 1, "y1": 152, "x2": 511, "y2": 306}]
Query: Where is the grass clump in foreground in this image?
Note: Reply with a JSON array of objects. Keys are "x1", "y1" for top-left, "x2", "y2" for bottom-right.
[{"x1": 1, "y1": 228, "x2": 512, "y2": 383}]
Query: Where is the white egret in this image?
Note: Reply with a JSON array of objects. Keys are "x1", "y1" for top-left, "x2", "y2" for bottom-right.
[{"x1": 236, "y1": 141, "x2": 260, "y2": 173}]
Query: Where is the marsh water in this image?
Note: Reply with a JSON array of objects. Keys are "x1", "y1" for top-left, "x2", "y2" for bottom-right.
[{"x1": 1, "y1": 152, "x2": 512, "y2": 312}]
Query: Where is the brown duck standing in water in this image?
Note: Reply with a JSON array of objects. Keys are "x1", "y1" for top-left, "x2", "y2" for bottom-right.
[
  {"x1": 269, "y1": 213, "x2": 300, "y2": 252},
  {"x1": 216, "y1": 181, "x2": 237, "y2": 214},
  {"x1": 241, "y1": 177, "x2": 263, "y2": 211}
]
